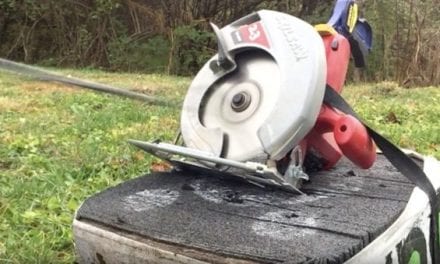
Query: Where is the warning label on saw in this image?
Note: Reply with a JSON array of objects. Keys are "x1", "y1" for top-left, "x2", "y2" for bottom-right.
[{"x1": 231, "y1": 22, "x2": 270, "y2": 49}]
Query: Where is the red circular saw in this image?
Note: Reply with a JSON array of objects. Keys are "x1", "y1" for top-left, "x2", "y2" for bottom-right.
[{"x1": 130, "y1": 2, "x2": 375, "y2": 193}]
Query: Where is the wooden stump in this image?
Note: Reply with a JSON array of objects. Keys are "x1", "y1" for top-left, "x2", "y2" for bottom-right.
[{"x1": 74, "y1": 155, "x2": 415, "y2": 264}]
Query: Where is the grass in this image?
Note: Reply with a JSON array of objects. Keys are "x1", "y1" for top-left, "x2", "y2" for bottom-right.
[
  {"x1": 342, "y1": 81, "x2": 440, "y2": 156},
  {"x1": 0, "y1": 69, "x2": 188, "y2": 263},
  {"x1": 0, "y1": 69, "x2": 439, "y2": 263}
]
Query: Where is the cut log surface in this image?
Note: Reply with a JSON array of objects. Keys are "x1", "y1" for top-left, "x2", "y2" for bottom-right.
[{"x1": 75, "y1": 155, "x2": 415, "y2": 263}]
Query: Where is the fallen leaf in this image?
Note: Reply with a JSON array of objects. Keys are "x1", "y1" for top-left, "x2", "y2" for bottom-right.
[{"x1": 151, "y1": 161, "x2": 172, "y2": 172}]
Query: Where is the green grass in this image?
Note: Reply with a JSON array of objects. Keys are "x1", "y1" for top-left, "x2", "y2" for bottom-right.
[
  {"x1": 342, "y1": 81, "x2": 440, "y2": 156},
  {"x1": 0, "y1": 69, "x2": 439, "y2": 263},
  {"x1": 0, "y1": 69, "x2": 188, "y2": 263}
]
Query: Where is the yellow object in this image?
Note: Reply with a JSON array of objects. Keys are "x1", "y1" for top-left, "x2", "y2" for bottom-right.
[
  {"x1": 314, "y1": 24, "x2": 337, "y2": 36},
  {"x1": 347, "y1": 3, "x2": 358, "y2": 33}
]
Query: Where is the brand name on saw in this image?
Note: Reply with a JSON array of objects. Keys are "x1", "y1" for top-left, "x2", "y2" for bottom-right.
[{"x1": 276, "y1": 17, "x2": 308, "y2": 61}]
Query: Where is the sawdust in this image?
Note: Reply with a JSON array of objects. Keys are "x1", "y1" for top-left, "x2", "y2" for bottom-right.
[
  {"x1": 122, "y1": 189, "x2": 179, "y2": 212},
  {"x1": 252, "y1": 210, "x2": 317, "y2": 241}
]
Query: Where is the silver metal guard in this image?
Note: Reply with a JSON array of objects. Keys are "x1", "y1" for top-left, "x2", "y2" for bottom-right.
[{"x1": 128, "y1": 140, "x2": 303, "y2": 194}]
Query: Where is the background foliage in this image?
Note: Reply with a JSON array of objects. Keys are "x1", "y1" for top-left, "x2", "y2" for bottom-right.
[{"x1": 0, "y1": 0, "x2": 438, "y2": 85}]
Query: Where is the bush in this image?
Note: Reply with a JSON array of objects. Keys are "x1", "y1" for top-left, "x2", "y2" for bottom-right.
[
  {"x1": 170, "y1": 25, "x2": 215, "y2": 76},
  {"x1": 107, "y1": 35, "x2": 170, "y2": 73}
]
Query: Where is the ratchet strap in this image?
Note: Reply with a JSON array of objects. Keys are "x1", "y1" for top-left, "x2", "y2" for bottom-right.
[
  {"x1": 324, "y1": 85, "x2": 437, "y2": 203},
  {"x1": 324, "y1": 85, "x2": 439, "y2": 262},
  {"x1": 0, "y1": 58, "x2": 174, "y2": 107}
]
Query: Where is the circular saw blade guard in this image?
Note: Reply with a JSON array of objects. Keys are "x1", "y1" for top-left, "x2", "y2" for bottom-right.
[{"x1": 181, "y1": 10, "x2": 326, "y2": 162}]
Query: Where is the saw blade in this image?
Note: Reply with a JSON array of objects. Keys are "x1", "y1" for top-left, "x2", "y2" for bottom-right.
[{"x1": 200, "y1": 51, "x2": 279, "y2": 161}]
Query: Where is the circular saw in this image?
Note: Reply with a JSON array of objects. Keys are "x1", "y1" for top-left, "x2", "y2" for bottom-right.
[{"x1": 130, "y1": 6, "x2": 376, "y2": 193}]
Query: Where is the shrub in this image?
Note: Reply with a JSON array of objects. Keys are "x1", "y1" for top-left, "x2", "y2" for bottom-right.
[
  {"x1": 108, "y1": 35, "x2": 170, "y2": 73},
  {"x1": 170, "y1": 25, "x2": 215, "y2": 76}
]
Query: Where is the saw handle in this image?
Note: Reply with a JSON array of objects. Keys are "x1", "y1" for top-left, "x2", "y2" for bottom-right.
[
  {"x1": 307, "y1": 105, "x2": 376, "y2": 169},
  {"x1": 334, "y1": 114, "x2": 376, "y2": 169}
]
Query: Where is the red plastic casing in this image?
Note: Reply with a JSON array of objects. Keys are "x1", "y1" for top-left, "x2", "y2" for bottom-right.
[{"x1": 304, "y1": 33, "x2": 376, "y2": 170}]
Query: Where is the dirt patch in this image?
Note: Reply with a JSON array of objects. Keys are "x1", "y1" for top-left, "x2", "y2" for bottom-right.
[
  {"x1": 0, "y1": 97, "x2": 22, "y2": 111},
  {"x1": 21, "y1": 82, "x2": 79, "y2": 93},
  {"x1": 0, "y1": 96, "x2": 47, "y2": 114}
]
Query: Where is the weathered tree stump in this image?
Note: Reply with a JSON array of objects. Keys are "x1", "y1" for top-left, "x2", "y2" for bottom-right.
[{"x1": 74, "y1": 155, "x2": 415, "y2": 263}]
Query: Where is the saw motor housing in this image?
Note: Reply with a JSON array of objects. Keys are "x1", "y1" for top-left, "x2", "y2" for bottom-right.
[{"x1": 305, "y1": 25, "x2": 376, "y2": 172}]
